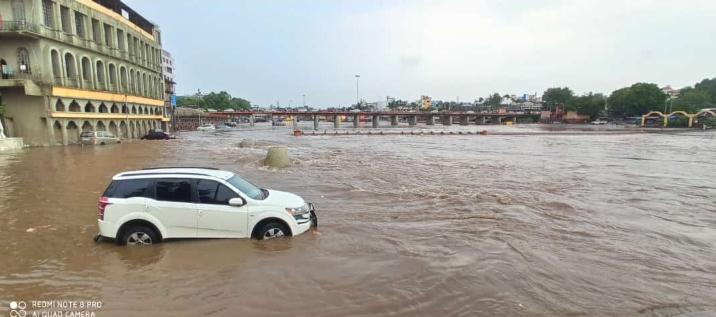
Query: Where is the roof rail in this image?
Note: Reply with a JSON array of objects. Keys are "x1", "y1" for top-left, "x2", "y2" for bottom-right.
[{"x1": 142, "y1": 167, "x2": 219, "y2": 170}]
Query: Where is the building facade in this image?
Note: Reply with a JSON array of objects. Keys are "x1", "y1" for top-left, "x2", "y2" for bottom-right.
[
  {"x1": 161, "y1": 49, "x2": 175, "y2": 131},
  {"x1": 0, "y1": 0, "x2": 168, "y2": 146}
]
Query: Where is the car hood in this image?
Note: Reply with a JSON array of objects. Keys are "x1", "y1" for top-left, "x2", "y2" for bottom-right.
[{"x1": 258, "y1": 189, "x2": 305, "y2": 208}]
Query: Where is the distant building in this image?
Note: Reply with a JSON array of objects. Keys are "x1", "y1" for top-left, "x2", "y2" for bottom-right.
[
  {"x1": 161, "y1": 49, "x2": 176, "y2": 130},
  {"x1": 661, "y1": 85, "x2": 680, "y2": 98}
]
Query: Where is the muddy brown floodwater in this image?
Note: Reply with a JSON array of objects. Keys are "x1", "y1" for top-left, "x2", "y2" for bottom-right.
[{"x1": 1, "y1": 123, "x2": 715, "y2": 317}]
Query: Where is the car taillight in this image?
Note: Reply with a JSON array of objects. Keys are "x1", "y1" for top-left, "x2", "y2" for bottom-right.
[{"x1": 98, "y1": 196, "x2": 110, "y2": 220}]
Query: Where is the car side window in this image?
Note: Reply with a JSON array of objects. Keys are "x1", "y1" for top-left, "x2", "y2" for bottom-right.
[
  {"x1": 156, "y1": 179, "x2": 193, "y2": 203},
  {"x1": 197, "y1": 180, "x2": 238, "y2": 205},
  {"x1": 105, "y1": 179, "x2": 153, "y2": 198}
]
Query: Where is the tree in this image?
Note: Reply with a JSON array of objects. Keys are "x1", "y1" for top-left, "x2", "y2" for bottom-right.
[
  {"x1": 176, "y1": 95, "x2": 204, "y2": 108},
  {"x1": 542, "y1": 87, "x2": 574, "y2": 109},
  {"x1": 484, "y1": 93, "x2": 502, "y2": 107},
  {"x1": 694, "y1": 78, "x2": 716, "y2": 103},
  {"x1": 566, "y1": 93, "x2": 606, "y2": 120},
  {"x1": 176, "y1": 91, "x2": 252, "y2": 111},
  {"x1": 607, "y1": 83, "x2": 666, "y2": 117},
  {"x1": 671, "y1": 88, "x2": 712, "y2": 113},
  {"x1": 387, "y1": 99, "x2": 408, "y2": 109}
]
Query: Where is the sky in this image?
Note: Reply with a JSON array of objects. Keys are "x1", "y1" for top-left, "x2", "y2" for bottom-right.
[{"x1": 125, "y1": 0, "x2": 716, "y2": 108}]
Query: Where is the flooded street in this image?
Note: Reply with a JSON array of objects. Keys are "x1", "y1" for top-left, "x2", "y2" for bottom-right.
[{"x1": 1, "y1": 123, "x2": 715, "y2": 317}]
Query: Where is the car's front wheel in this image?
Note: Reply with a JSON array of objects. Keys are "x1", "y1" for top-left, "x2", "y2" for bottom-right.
[
  {"x1": 258, "y1": 222, "x2": 289, "y2": 240},
  {"x1": 121, "y1": 225, "x2": 159, "y2": 246}
]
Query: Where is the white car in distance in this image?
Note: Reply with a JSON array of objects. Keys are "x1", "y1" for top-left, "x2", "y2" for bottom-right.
[{"x1": 96, "y1": 167, "x2": 317, "y2": 245}]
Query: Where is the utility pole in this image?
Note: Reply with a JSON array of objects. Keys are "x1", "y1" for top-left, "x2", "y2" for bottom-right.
[{"x1": 355, "y1": 74, "x2": 360, "y2": 106}]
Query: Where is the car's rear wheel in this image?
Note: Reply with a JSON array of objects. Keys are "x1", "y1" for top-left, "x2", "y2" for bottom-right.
[
  {"x1": 121, "y1": 225, "x2": 159, "y2": 246},
  {"x1": 258, "y1": 222, "x2": 289, "y2": 240}
]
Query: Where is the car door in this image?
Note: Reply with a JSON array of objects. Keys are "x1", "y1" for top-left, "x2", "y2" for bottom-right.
[
  {"x1": 195, "y1": 179, "x2": 249, "y2": 238},
  {"x1": 146, "y1": 178, "x2": 199, "y2": 238}
]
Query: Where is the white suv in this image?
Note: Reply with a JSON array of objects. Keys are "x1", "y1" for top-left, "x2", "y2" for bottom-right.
[{"x1": 96, "y1": 167, "x2": 317, "y2": 245}]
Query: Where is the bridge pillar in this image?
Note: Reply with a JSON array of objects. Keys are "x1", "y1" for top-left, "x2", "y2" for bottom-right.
[
  {"x1": 391, "y1": 115, "x2": 398, "y2": 126},
  {"x1": 353, "y1": 114, "x2": 360, "y2": 128},
  {"x1": 313, "y1": 115, "x2": 319, "y2": 130},
  {"x1": 408, "y1": 116, "x2": 417, "y2": 126},
  {"x1": 372, "y1": 115, "x2": 379, "y2": 128},
  {"x1": 443, "y1": 116, "x2": 453, "y2": 125},
  {"x1": 512, "y1": 116, "x2": 517, "y2": 125},
  {"x1": 334, "y1": 115, "x2": 340, "y2": 129},
  {"x1": 270, "y1": 115, "x2": 276, "y2": 126},
  {"x1": 427, "y1": 115, "x2": 435, "y2": 125},
  {"x1": 460, "y1": 116, "x2": 469, "y2": 125},
  {"x1": 480, "y1": 116, "x2": 487, "y2": 125},
  {"x1": 249, "y1": 114, "x2": 255, "y2": 127},
  {"x1": 497, "y1": 117, "x2": 503, "y2": 125}
]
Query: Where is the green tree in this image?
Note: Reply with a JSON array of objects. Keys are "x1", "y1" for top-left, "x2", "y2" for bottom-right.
[
  {"x1": 694, "y1": 78, "x2": 716, "y2": 103},
  {"x1": 671, "y1": 88, "x2": 712, "y2": 113},
  {"x1": 484, "y1": 93, "x2": 502, "y2": 107},
  {"x1": 176, "y1": 95, "x2": 204, "y2": 108},
  {"x1": 542, "y1": 87, "x2": 574, "y2": 109},
  {"x1": 230, "y1": 97, "x2": 252, "y2": 110},
  {"x1": 566, "y1": 93, "x2": 606, "y2": 120},
  {"x1": 607, "y1": 83, "x2": 666, "y2": 117}
]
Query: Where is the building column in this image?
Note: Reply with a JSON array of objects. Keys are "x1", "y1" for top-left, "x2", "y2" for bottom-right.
[
  {"x1": 313, "y1": 115, "x2": 319, "y2": 130},
  {"x1": 353, "y1": 114, "x2": 359, "y2": 128},
  {"x1": 408, "y1": 116, "x2": 417, "y2": 126},
  {"x1": 372, "y1": 115, "x2": 379, "y2": 128},
  {"x1": 480, "y1": 116, "x2": 486, "y2": 125},
  {"x1": 46, "y1": 118, "x2": 55, "y2": 146},
  {"x1": 390, "y1": 115, "x2": 398, "y2": 126},
  {"x1": 334, "y1": 115, "x2": 340, "y2": 128},
  {"x1": 61, "y1": 120, "x2": 69, "y2": 145},
  {"x1": 426, "y1": 115, "x2": 435, "y2": 125}
]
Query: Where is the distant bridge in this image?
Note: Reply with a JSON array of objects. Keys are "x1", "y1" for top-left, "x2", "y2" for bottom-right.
[
  {"x1": 176, "y1": 111, "x2": 537, "y2": 131},
  {"x1": 642, "y1": 110, "x2": 715, "y2": 127}
]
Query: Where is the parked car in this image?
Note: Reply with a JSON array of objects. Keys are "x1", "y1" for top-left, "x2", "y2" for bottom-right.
[
  {"x1": 81, "y1": 131, "x2": 121, "y2": 145},
  {"x1": 197, "y1": 124, "x2": 216, "y2": 131},
  {"x1": 96, "y1": 167, "x2": 318, "y2": 245},
  {"x1": 141, "y1": 129, "x2": 174, "y2": 140},
  {"x1": 591, "y1": 118, "x2": 608, "y2": 125}
]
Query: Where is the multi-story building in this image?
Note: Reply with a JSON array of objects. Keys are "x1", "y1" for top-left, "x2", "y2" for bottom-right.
[
  {"x1": 0, "y1": 0, "x2": 168, "y2": 146},
  {"x1": 161, "y1": 49, "x2": 175, "y2": 130}
]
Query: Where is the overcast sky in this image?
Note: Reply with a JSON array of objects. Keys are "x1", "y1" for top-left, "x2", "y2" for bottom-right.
[{"x1": 125, "y1": 0, "x2": 716, "y2": 107}]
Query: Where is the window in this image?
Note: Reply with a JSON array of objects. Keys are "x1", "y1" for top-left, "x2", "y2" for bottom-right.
[
  {"x1": 156, "y1": 180, "x2": 193, "y2": 203},
  {"x1": 11, "y1": 0, "x2": 25, "y2": 22},
  {"x1": 197, "y1": 180, "x2": 239, "y2": 205},
  {"x1": 117, "y1": 29, "x2": 125, "y2": 50},
  {"x1": 103, "y1": 24, "x2": 113, "y2": 47},
  {"x1": 92, "y1": 19, "x2": 101, "y2": 43},
  {"x1": 74, "y1": 11, "x2": 86, "y2": 39},
  {"x1": 226, "y1": 175, "x2": 265, "y2": 200},
  {"x1": 17, "y1": 47, "x2": 30, "y2": 73},
  {"x1": 42, "y1": 0, "x2": 54, "y2": 27},
  {"x1": 104, "y1": 179, "x2": 154, "y2": 198},
  {"x1": 60, "y1": 6, "x2": 71, "y2": 33}
]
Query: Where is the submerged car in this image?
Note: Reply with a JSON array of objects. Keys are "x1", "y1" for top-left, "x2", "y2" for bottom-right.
[
  {"x1": 141, "y1": 129, "x2": 174, "y2": 140},
  {"x1": 96, "y1": 167, "x2": 317, "y2": 245},
  {"x1": 197, "y1": 124, "x2": 216, "y2": 131},
  {"x1": 81, "y1": 131, "x2": 121, "y2": 145}
]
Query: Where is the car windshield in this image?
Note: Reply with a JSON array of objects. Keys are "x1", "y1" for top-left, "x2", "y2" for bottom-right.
[{"x1": 226, "y1": 175, "x2": 265, "y2": 200}]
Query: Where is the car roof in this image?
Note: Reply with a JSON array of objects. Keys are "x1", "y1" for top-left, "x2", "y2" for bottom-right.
[{"x1": 113, "y1": 167, "x2": 235, "y2": 180}]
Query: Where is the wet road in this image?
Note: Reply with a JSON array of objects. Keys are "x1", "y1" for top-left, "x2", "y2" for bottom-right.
[{"x1": 1, "y1": 123, "x2": 715, "y2": 316}]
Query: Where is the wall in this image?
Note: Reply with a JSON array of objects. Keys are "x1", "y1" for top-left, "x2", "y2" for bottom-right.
[{"x1": 2, "y1": 88, "x2": 48, "y2": 146}]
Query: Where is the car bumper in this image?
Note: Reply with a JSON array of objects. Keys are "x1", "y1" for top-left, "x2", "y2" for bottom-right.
[
  {"x1": 97, "y1": 219, "x2": 117, "y2": 239},
  {"x1": 293, "y1": 203, "x2": 317, "y2": 235}
]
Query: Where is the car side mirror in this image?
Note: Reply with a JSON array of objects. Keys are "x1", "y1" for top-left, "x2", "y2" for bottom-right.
[{"x1": 228, "y1": 198, "x2": 245, "y2": 207}]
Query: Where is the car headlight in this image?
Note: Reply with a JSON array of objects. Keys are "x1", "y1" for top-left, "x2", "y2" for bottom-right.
[{"x1": 286, "y1": 203, "x2": 310, "y2": 216}]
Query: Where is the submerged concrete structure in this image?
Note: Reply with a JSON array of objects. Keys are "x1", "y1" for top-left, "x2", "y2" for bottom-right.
[{"x1": 0, "y1": 0, "x2": 169, "y2": 146}]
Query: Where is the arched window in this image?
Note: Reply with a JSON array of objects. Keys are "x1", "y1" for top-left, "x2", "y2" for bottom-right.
[
  {"x1": 11, "y1": 0, "x2": 26, "y2": 22},
  {"x1": 108, "y1": 64, "x2": 117, "y2": 88},
  {"x1": 110, "y1": 104, "x2": 119, "y2": 113},
  {"x1": 98, "y1": 103, "x2": 108, "y2": 113},
  {"x1": 84, "y1": 102, "x2": 95, "y2": 113},
  {"x1": 55, "y1": 99, "x2": 65, "y2": 112},
  {"x1": 119, "y1": 66, "x2": 127, "y2": 92},
  {"x1": 64, "y1": 53, "x2": 77, "y2": 85},
  {"x1": 142, "y1": 73, "x2": 147, "y2": 96},
  {"x1": 50, "y1": 50, "x2": 61, "y2": 83},
  {"x1": 68, "y1": 101, "x2": 81, "y2": 112},
  {"x1": 121, "y1": 104, "x2": 128, "y2": 114},
  {"x1": 129, "y1": 69, "x2": 135, "y2": 93},
  {"x1": 81, "y1": 57, "x2": 91, "y2": 82},
  {"x1": 131, "y1": 106, "x2": 137, "y2": 114},
  {"x1": 17, "y1": 47, "x2": 31, "y2": 73},
  {"x1": 96, "y1": 60, "x2": 105, "y2": 86}
]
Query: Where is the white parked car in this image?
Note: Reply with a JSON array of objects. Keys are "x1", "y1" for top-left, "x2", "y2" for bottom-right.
[
  {"x1": 96, "y1": 168, "x2": 317, "y2": 245},
  {"x1": 197, "y1": 123, "x2": 216, "y2": 131},
  {"x1": 591, "y1": 118, "x2": 608, "y2": 125}
]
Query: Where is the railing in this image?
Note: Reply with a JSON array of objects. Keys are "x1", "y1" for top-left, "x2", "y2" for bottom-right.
[
  {"x1": 0, "y1": 71, "x2": 48, "y2": 84},
  {"x1": 1, "y1": 21, "x2": 160, "y2": 73}
]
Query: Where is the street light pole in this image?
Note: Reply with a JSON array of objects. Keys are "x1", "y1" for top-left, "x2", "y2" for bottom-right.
[{"x1": 355, "y1": 74, "x2": 360, "y2": 106}]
